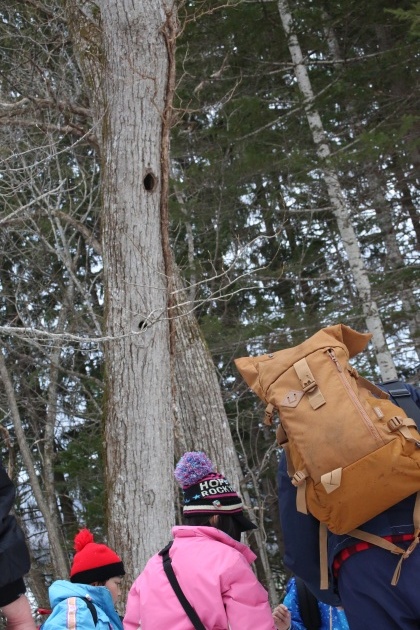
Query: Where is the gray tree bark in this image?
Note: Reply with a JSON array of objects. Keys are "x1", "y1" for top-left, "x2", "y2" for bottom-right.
[
  {"x1": 171, "y1": 268, "x2": 278, "y2": 604},
  {"x1": 65, "y1": 0, "x2": 177, "y2": 582}
]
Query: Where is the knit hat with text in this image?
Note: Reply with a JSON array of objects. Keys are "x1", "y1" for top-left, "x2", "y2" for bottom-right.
[
  {"x1": 70, "y1": 528, "x2": 125, "y2": 584},
  {"x1": 174, "y1": 451, "x2": 257, "y2": 531}
]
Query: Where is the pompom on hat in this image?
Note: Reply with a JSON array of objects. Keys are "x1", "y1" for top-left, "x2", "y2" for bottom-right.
[
  {"x1": 174, "y1": 451, "x2": 257, "y2": 532},
  {"x1": 70, "y1": 528, "x2": 125, "y2": 584}
]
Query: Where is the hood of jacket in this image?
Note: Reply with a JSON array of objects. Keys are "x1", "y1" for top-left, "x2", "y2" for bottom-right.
[
  {"x1": 171, "y1": 524, "x2": 257, "y2": 563},
  {"x1": 47, "y1": 579, "x2": 123, "y2": 629},
  {"x1": 49, "y1": 580, "x2": 114, "y2": 610}
]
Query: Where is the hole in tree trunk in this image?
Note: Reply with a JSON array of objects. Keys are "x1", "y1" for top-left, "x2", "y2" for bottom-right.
[{"x1": 143, "y1": 172, "x2": 157, "y2": 192}]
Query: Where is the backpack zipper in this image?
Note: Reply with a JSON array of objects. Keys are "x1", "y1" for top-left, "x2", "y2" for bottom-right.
[{"x1": 327, "y1": 348, "x2": 383, "y2": 444}]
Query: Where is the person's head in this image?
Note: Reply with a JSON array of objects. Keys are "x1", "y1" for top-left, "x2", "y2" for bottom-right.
[
  {"x1": 70, "y1": 529, "x2": 125, "y2": 604},
  {"x1": 174, "y1": 451, "x2": 257, "y2": 542}
]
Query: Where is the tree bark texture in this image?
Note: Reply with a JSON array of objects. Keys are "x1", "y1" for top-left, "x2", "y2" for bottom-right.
[
  {"x1": 171, "y1": 269, "x2": 278, "y2": 603},
  {"x1": 101, "y1": 0, "x2": 177, "y2": 579},
  {"x1": 66, "y1": 0, "x2": 177, "y2": 580},
  {"x1": 172, "y1": 270, "x2": 240, "y2": 483}
]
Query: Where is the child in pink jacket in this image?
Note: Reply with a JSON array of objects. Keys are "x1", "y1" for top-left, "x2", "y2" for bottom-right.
[{"x1": 123, "y1": 451, "x2": 278, "y2": 630}]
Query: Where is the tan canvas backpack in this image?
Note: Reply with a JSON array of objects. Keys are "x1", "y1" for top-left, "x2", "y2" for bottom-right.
[{"x1": 235, "y1": 323, "x2": 420, "y2": 587}]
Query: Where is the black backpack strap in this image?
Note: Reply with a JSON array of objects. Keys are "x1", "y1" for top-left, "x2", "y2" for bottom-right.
[
  {"x1": 79, "y1": 597, "x2": 98, "y2": 626},
  {"x1": 379, "y1": 380, "x2": 420, "y2": 430},
  {"x1": 159, "y1": 542, "x2": 206, "y2": 630},
  {"x1": 295, "y1": 577, "x2": 321, "y2": 630}
]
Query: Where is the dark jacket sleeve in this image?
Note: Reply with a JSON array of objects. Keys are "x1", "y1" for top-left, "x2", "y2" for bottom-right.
[
  {"x1": 277, "y1": 452, "x2": 341, "y2": 606},
  {"x1": 405, "y1": 383, "x2": 420, "y2": 408},
  {"x1": 0, "y1": 465, "x2": 30, "y2": 587},
  {"x1": 0, "y1": 465, "x2": 16, "y2": 522}
]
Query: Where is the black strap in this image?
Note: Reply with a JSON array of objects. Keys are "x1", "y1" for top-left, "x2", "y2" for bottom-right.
[
  {"x1": 159, "y1": 542, "x2": 206, "y2": 630},
  {"x1": 80, "y1": 597, "x2": 98, "y2": 626},
  {"x1": 379, "y1": 380, "x2": 420, "y2": 430},
  {"x1": 295, "y1": 577, "x2": 321, "y2": 630}
]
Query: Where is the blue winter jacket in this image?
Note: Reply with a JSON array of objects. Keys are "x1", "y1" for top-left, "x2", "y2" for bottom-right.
[
  {"x1": 283, "y1": 577, "x2": 349, "y2": 630},
  {"x1": 42, "y1": 580, "x2": 123, "y2": 630},
  {"x1": 277, "y1": 382, "x2": 420, "y2": 605}
]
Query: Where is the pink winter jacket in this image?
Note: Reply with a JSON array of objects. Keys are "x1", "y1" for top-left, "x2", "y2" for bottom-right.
[{"x1": 123, "y1": 525, "x2": 276, "y2": 630}]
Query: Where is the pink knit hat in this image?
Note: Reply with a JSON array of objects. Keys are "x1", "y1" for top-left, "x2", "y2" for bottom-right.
[{"x1": 174, "y1": 452, "x2": 257, "y2": 532}]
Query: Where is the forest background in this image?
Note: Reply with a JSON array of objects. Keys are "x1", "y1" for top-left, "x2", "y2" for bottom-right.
[{"x1": 0, "y1": 0, "x2": 419, "y2": 621}]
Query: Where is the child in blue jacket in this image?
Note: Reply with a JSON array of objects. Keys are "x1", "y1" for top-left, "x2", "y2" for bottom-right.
[
  {"x1": 41, "y1": 529, "x2": 124, "y2": 630},
  {"x1": 273, "y1": 577, "x2": 349, "y2": 630}
]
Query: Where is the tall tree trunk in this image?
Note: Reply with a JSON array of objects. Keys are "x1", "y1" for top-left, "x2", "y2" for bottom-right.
[
  {"x1": 67, "y1": 0, "x2": 277, "y2": 601},
  {"x1": 171, "y1": 268, "x2": 278, "y2": 604},
  {"x1": 321, "y1": 10, "x2": 420, "y2": 361},
  {"x1": 66, "y1": 0, "x2": 178, "y2": 583},
  {"x1": 277, "y1": 0, "x2": 397, "y2": 380}
]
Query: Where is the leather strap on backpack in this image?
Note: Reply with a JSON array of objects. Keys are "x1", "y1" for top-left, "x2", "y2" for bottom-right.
[
  {"x1": 350, "y1": 492, "x2": 420, "y2": 587},
  {"x1": 387, "y1": 416, "x2": 420, "y2": 444},
  {"x1": 319, "y1": 523, "x2": 329, "y2": 591},
  {"x1": 319, "y1": 492, "x2": 420, "y2": 590},
  {"x1": 282, "y1": 444, "x2": 309, "y2": 515},
  {"x1": 356, "y1": 376, "x2": 389, "y2": 399},
  {"x1": 293, "y1": 359, "x2": 326, "y2": 410}
]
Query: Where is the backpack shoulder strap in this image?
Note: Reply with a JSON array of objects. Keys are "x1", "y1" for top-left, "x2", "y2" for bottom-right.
[
  {"x1": 79, "y1": 597, "x2": 98, "y2": 627},
  {"x1": 379, "y1": 380, "x2": 420, "y2": 429},
  {"x1": 295, "y1": 577, "x2": 321, "y2": 630},
  {"x1": 42, "y1": 597, "x2": 98, "y2": 629},
  {"x1": 158, "y1": 542, "x2": 206, "y2": 630}
]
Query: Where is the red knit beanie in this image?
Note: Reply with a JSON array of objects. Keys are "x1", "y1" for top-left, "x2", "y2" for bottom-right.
[{"x1": 70, "y1": 529, "x2": 125, "y2": 584}]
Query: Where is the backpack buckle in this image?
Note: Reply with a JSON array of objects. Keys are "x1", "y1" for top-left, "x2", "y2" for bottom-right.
[
  {"x1": 388, "y1": 416, "x2": 404, "y2": 431},
  {"x1": 302, "y1": 378, "x2": 317, "y2": 393},
  {"x1": 292, "y1": 470, "x2": 307, "y2": 486}
]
